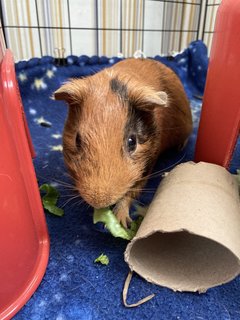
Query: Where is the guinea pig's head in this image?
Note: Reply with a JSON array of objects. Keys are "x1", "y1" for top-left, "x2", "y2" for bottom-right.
[{"x1": 54, "y1": 72, "x2": 167, "y2": 209}]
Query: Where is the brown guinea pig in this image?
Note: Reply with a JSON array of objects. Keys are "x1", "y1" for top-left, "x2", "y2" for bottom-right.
[{"x1": 54, "y1": 58, "x2": 192, "y2": 228}]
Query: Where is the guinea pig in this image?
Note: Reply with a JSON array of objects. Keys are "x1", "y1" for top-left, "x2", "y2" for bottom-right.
[{"x1": 54, "y1": 58, "x2": 192, "y2": 228}]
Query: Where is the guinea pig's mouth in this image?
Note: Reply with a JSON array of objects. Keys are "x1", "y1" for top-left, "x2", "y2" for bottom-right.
[
  {"x1": 84, "y1": 198, "x2": 119, "y2": 211},
  {"x1": 92, "y1": 203, "x2": 116, "y2": 211},
  {"x1": 109, "y1": 204, "x2": 116, "y2": 211}
]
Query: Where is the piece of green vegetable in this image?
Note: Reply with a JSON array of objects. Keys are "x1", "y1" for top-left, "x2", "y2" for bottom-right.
[
  {"x1": 129, "y1": 215, "x2": 143, "y2": 235},
  {"x1": 94, "y1": 208, "x2": 131, "y2": 240},
  {"x1": 94, "y1": 254, "x2": 109, "y2": 265},
  {"x1": 93, "y1": 208, "x2": 143, "y2": 240},
  {"x1": 40, "y1": 184, "x2": 64, "y2": 217}
]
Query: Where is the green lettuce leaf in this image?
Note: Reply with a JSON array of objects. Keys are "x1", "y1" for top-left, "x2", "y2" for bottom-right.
[
  {"x1": 40, "y1": 184, "x2": 64, "y2": 217},
  {"x1": 93, "y1": 207, "x2": 143, "y2": 240},
  {"x1": 94, "y1": 254, "x2": 109, "y2": 265}
]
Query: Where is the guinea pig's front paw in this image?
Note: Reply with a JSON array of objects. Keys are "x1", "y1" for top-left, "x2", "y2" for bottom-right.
[
  {"x1": 116, "y1": 210, "x2": 132, "y2": 229},
  {"x1": 113, "y1": 200, "x2": 132, "y2": 229}
]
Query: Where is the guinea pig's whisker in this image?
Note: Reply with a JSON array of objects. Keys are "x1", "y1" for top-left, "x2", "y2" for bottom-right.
[
  {"x1": 80, "y1": 202, "x2": 88, "y2": 210},
  {"x1": 61, "y1": 194, "x2": 81, "y2": 208},
  {"x1": 133, "y1": 199, "x2": 146, "y2": 208},
  {"x1": 43, "y1": 177, "x2": 77, "y2": 191},
  {"x1": 53, "y1": 177, "x2": 73, "y2": 185},
  {"x1": 51, "y1": 180, "x2": 76, "y2": 188},
  {"x1": 51, "y1": 183, "x2": 77, "y2": 191},
  {"x1": 64, "y1": 171, "x2": 74, "y2": 179},
  {"x1": 74, "y1": 199, "x2": 85, "y2": 206},
  {"x1": 56, "y1": 182, "x2": 77, "y2": 190},
  {"x1": 137, "y1": 151, "x2": 187, "y2": 183},
  {"x1": 36, "y1": 173, "x2": 76, "y2": 189},
  {"x1": 83, "y1": 202, "x2": 91, "y2": 211},
  {"x1": 130, "y1": 189, "x2": 156, "y2": 194},
  {"x1": 129, "y1": 186, "x2": 156, "y2": 192},
  {"x1": 136, "y1": 171, "x2": 164, "y2": 182},
  {"x1": 134, "y1": 187, "x2": 156, "y2": 191},
  {"x1": 60, "y1": 193, "x2": 79, "y2": 198},
  {"x1": 70, "y1": 199, "x2": 91, "y2": 212},
  {"x1": 63, "y1": 172, "x2": 80, "y2": 185},
  {"x1": 68, "y1": 198, "x2": 85, "y2": 211}
]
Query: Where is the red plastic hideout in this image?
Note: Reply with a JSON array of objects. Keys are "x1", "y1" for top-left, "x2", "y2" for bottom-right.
[
  {"x1": 0, "y1": 50, "x2": 50, "y2": 319},
  {"x1": 194, "y1": 0, "x2": 240, "y2": 168}
]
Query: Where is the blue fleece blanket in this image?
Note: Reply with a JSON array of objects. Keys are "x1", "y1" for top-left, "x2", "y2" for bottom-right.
[{"x1": 14, "y1": 41, "x2": 240, "y2": 320}]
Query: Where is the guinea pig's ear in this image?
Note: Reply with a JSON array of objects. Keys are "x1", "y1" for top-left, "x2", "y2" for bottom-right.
[
  {"x1": 129, "y1": 85, "x2": 168, "y2": 109},
  {"x1": 53, "y1": 79, "x2": 86, "y2": 104},
  {"x1": 142, "y1": 89, "x2": 168, "y2": 106}
]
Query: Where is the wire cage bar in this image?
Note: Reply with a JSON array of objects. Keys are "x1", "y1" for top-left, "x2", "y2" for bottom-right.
[{"x1": 0, "y1": 0, "x2": 221, "y2": 61}]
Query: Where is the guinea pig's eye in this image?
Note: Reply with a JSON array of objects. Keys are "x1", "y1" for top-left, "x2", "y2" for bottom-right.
[
  {"x1": 75, "y1": 133, "x2": 81, "y2": 151},
  {"x1": 127, "y1": 134, "x2": 137, "y2": 153}
]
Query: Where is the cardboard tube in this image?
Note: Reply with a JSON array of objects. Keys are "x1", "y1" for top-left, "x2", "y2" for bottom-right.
[{"x1": 125, "y1": 162, "x2": 240, "y2": 293}]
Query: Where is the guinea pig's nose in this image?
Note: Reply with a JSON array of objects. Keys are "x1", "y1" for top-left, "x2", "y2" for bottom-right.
[
  {"x1": 91, "y1": 198, "x2": 115, "y2": 209},
  {"x1": 81, "y1": 191, "x2": 115, "y2": 209}
]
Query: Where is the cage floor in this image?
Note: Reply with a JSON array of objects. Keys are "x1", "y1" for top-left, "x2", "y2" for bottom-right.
[{"x1": 14, "y1": 41, "x2": 240, "y2": 320}]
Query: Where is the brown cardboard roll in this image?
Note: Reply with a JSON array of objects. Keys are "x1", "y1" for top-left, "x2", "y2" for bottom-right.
[{"x1": 125, "y1": 162, "x2": 240, "y2": 292}]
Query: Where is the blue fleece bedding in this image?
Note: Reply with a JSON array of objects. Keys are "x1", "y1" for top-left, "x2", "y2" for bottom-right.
[{"x1": 14, "y1": 41, "x2": 240, "y2": 320}]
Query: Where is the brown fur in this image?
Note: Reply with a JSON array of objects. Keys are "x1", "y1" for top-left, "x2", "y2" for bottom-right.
[{"x1": 54, "y1": 58, "x2": 192, "y2": 228}]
